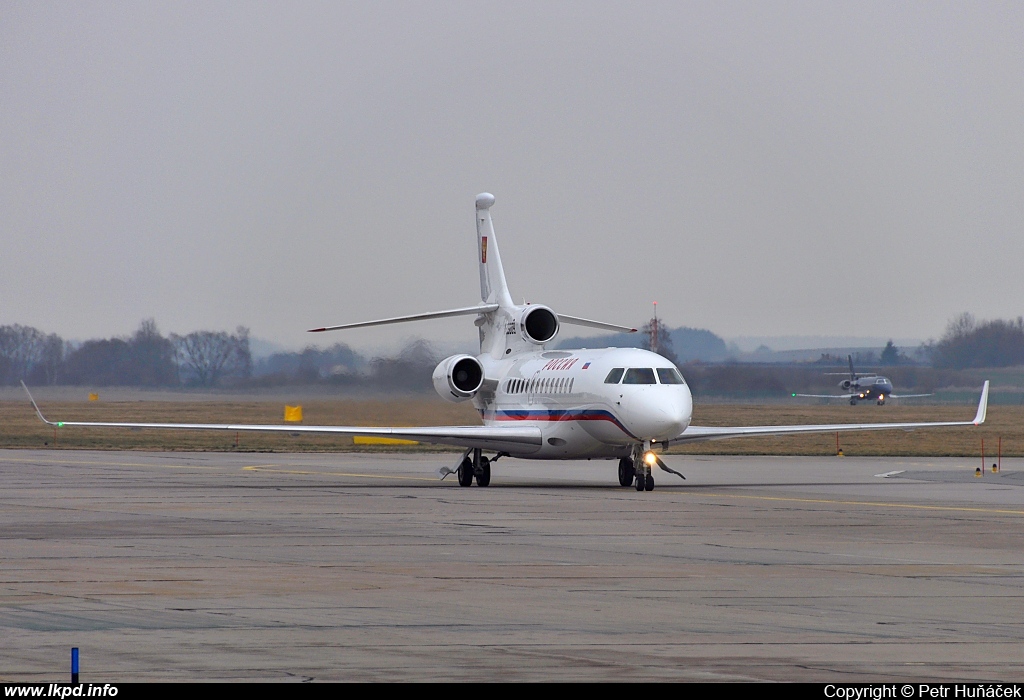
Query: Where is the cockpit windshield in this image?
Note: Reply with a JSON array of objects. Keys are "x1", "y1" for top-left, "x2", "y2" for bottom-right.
[
  {"x1": 622, "y1": 368, "x2": 657, "y2": 384},
  {"x1": 656, "y1": 368, "x2": 686, "y2": 385},
  {"x1": 606, "y1": 367, "x2": 686, "y2": 385},
  {"x1": 604, "y1": 368, "x2": 625, "y2": 384}
]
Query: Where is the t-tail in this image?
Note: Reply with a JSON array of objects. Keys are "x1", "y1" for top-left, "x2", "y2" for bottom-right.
[
  {"x1": 308, "y1": 192, "x2": 637, "y2": 360},
  {"x1": 475, "y1": 193, "x2": 513, "y2": 309}
]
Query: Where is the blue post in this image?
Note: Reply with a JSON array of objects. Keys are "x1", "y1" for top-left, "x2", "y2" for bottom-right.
[{"x1": 71, "y1": 647, "x2": 79, "y2": 684}]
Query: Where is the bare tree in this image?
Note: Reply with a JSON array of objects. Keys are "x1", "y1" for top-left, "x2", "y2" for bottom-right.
[
  {"x1": 30, "y1": 333, "x2": 67, "y2": 385},
  {"x1": 0, "y1": 325, "x2": 60, "y2": 384},
  {"x1": 368, "y1": 339, "x2": 438, "y2": 392},
  {"x1": 172, "y1": 327, "x2": 251, "y2": 387}
]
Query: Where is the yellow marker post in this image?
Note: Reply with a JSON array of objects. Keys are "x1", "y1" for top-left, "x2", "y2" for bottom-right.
[
  {"x1": 284, "y1": 405, "x2": 303, "y2": 423},
  {"x1": 353, "y1": 436, "x2": 419, "y2": 446},
  {"x1": 88, "y1": 393, "x2": 99, "y2": 401}
]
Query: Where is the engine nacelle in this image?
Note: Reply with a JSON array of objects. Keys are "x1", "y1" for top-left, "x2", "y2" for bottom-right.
[
  {"x1": 432, "y1": 354, "x2": 485, "y2": 402},
  {"x1": 840, "y1": 380, "x2": 852, "y2": 390},
  {"x1": 519, "y1": 305, "x2": 560, "y2": 345}
]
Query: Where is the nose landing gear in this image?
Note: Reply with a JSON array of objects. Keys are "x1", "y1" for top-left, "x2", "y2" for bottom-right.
[
  {"x1": 620, "y1": 453, "x2": 652, "y2": 490},
  {"x1": 622, "y1": 444, "x2": 686, "y2": 492}
]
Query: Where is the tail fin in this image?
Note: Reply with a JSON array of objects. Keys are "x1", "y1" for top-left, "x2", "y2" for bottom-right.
[
  {"x1": 475, "y1": 193, "x2": 513, "y2": 308},
  {"x1": 848, "y1": 355, "x2": 856, "y2": 381}
]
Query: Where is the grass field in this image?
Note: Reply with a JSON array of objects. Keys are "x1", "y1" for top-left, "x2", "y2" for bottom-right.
[{"x1": 0, "y1": 395, "x2": 1016, "y2": 457}]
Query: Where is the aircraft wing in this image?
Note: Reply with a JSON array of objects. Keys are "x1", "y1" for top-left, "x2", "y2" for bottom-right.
[
  {"x1": 677, "y1": 382, "x2": 988, "y2": 444},
  {"x1": 792, "y1": 393, "x2": 857, "y2": 399},
  {"x1": 888, "y1": 393, "x2": 934, "y2": 399},
  {"x1": 21, "y1": 383, "x2": 541, "y2": 454}
]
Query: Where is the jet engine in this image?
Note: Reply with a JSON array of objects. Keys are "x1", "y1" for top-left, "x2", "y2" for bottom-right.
[
  {"x1": 432, "y1": 354, "x2": 485, "y2": 402},
  {"x1": 840, "y1": 380, "x2": 852, "y2": 390},
  {"x1": 518, "y1": 305, "x2": 560, "y2": 345}
]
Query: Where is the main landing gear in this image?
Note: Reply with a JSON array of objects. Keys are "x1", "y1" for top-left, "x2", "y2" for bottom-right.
[
  {"x1": 617, "y1": 457, "x2": 635, "y2": 487},
  {"x1": 457, "y1": 448, "x2": 496, "y2": 487}
]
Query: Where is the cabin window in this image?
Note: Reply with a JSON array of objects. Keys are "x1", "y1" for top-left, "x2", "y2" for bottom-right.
[
  {"x1": 604, "y1": 368, "x2": 624, "y2": 384},
  {"x1": 656, "y1": 368, "x2": 685, "y2": 385},
  {"x1": 622, "y1": 368, "x2": 657, "y2": 384}
]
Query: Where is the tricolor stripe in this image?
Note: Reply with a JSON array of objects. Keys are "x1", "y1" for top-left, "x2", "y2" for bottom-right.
[{"x1": 490, "y1": 408, "x2": 637, "y2": 439}]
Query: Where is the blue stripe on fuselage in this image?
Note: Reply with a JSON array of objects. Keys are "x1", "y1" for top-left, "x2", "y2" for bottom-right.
[{"x1": 487, "y1": 408, "x2": 638, "y2": 440}]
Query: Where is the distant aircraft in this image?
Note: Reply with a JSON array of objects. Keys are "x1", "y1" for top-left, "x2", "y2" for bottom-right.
[
  {"x1": 794, "y1": 355, "x2": 933, "y2": 405},
  {"x1": 24, "y1": 194, "x2": 986, "y2": 492}
]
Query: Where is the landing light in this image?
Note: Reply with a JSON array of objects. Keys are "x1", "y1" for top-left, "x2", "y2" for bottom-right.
[{"x1": 644, "y1": 451, "x2": 657, "y2": 466}]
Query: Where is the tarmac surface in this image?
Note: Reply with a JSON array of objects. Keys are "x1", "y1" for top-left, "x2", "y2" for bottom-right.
[{"x1": 1, "y1": 449, "x2": 1022, "y2": 682}]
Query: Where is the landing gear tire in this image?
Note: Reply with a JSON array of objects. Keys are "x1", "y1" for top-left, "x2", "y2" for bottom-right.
[
  {"x1": 458, "y1": 457, "x2": 474, "y2": 487},
  {"x1": 476, "y1": 456, "x2": 491, "y2": 487},
  {"x1": 645, "y1": 473, "x2": 655, "y2": 492},
  {"x1": 850, "y1": 398, "x2": 857, "y2": 406},
  {"x1": 618, "y1": 458, "x2": 635, "y2": 487},
  {"x1": 635, "y1": 472, "x2": 646, "y2": 492}
]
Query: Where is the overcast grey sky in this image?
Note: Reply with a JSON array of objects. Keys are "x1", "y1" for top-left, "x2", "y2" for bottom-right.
[{"x1": 3, "y1": 2, "x2": 1022, "y2": 353}]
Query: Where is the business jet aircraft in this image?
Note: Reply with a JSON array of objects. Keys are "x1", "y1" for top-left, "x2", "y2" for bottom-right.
[
  {"x1": 794, "y1": 355, "x2": 933, "y2": 405},
  {"x1": 24, "y1": 193, "x2": 988, "y2": 492}
]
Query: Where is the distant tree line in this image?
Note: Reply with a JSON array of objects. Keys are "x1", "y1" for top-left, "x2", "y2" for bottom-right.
[
  {"x1": 3, "y1": 311, "x2": 1022, "y2": 394},
  {"x1": 249, "y1": 338, "x2": 438, "y2": 393},
  {"x1": 0, "y1": 320, "x2": 442, "y2": 393},
  {"x1": 927, "y1": 313, "x2": 1024, "y2": 370},
  {"x1": 0, "y1": 320, "x2": 252, "y2": 388},
  {"x1": 558, "y1": 323, "x2": 728, "y2": 362}
]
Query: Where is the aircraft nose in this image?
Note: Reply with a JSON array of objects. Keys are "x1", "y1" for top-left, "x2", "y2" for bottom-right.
[{"x1": 620, "y1": 387, "x2": 691, "y2": 441}]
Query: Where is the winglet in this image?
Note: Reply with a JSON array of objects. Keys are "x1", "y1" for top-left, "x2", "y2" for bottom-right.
[
  {"x1": 973, "y1": 381, "x2": 990, "y2": 425},
  {"x1": 20, "y1": 381, "x2": 57, "y2": 426}
]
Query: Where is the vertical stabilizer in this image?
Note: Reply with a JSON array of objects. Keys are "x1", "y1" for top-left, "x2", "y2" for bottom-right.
[{"x1": 475, "y1": 193, "x2": 514, "y2": 308}]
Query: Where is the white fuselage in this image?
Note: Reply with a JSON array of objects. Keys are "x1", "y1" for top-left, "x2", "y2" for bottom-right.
[{"x1": 472, "y1": 346, "x2": 693, "y2": 459}]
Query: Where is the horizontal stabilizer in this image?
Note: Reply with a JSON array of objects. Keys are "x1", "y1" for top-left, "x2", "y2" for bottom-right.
[
  {"x1": 558, "y1": 314, "x2": 637, "y2": 334},
  {"x1": 309, "y1": 304, "x2": 499, "y2": 333}
]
